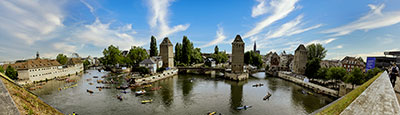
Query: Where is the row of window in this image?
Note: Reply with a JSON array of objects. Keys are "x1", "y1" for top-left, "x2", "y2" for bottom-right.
[
  {"x1": 29, "y1": 67, "x2": 58, "y2": 72},
  {"x1": 30, "y1": 69, "x2": 68, "y2": 77}
]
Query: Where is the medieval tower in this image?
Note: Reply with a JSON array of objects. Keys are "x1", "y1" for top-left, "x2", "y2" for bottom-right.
[
  {"x1": 231, "y1": 35, "x2": 245, "y2": 73},
  {"x1": 293, "y1": 44, "x2": 307, "y2": 75},
  {"x1": 160, "y1": 37, "x2": 174, "y2": 68}
]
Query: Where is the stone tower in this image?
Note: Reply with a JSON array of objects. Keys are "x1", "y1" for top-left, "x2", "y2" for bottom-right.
[
  {"x1": 36, "y1": 51, "x2": 40, "y2": 59},
  {"x1": 160, "y1": 37, "x2": 174, "y2": 68},
  {"x1": 253, "y1": 41, "x2": 256, "y2": 51},
  {"x1": 293, "y1": 44, "x2": 307, "y2": 75},
  {"x1": 231, "y1": 35, "x2": 245, "y2": 73}
]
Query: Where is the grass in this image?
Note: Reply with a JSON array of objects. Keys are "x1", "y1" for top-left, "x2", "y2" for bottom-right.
[
  {"x1": 316, "y1": 72, "x2": 383, "y2": 115},
  {"x1": 0, "y1": 73, "x2": 63, "y2": 115}
]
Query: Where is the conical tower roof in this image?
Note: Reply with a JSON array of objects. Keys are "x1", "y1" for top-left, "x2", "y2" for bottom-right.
[
  {"x1": 232, "y1": 35, "x2": 244, "y2": 43},
  {"x1": 295, "y1": 44, "x2": 306, "y2": 51},
  {"x1": 160, "y1": 37, "x2": 173, "y2": 46}
]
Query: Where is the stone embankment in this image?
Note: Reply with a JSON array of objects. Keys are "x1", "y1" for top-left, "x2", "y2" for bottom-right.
[
  {"x1": 340, "y1": 71, "x2": 400, "y2": 115},
  {"x1": 224, "y1": 72, "x2": 249, "y2": 81},
  {"x1": 134, "y1": 68, "x2": 178, "y2": 85},
  {"x1": 277, "y1": 71, "x2": 338, "y2": 97},
  {"x1": 0, "y1": 75, "x2": 19, "y2": 115}
]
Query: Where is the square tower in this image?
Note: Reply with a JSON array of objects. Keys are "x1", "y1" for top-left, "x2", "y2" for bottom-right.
[
  {"x1": 160, "y1": 37, "x2": 174, "y2": 68},
  {"x1": 293, "y1": 44, "x2": 307, "y2": 75},
  {"x1": 231, "y1": 35, "x2": 245, "y2": 73}
]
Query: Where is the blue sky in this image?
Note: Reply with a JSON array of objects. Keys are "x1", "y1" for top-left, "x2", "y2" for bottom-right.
[{"x1": 1, "y1": 0, "x2": 400, "y2": 61}]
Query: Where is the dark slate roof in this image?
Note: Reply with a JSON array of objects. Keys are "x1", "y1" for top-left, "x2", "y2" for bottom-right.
[
  {"x1": 160, "y1": 37, "x2": 173, "y2": 46},
  {"x1": 295, "y1": 44, "x2": 306, "y2": 51},
  {"x1": 233, "y1": 35, "x2": 244, "y2": 43},
  {"x1": 140, "y1": 59, "x2": 156, "y2": 64}
]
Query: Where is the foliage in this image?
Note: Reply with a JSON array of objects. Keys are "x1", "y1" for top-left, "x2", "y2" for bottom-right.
[
  {"x1": 6, "y1": 65, "x2": 18, "y2": 80},
  {"x1": 317, "y1": 67, "x2": 329, "y2": 80},
  {"x1": 327, "y1": 67, "x2": 347, "y2": 81},
  {"x1": 317, "y1": 72, "x2": 382, "y2": 115},
  {"x1": 150, "y1": 36, "x2": 158, "y2": 57},
  {"x1": 191, "y1": 48, "x2": 204, "y2": 64},
  {"x1": 56, "y1": 54, "x2": 68, "y2": 65},
  {"x1": 366, "y1": 67, "x2": 382, "y2": 80},
  {"x1": 214, "y1": 46, "x2": 219, "y2": 54},
  {"x1": 0, "y1": 66, "x2": 4, "y2": 73},
  {"x1": 174, "y1": 43, "x2": 182, "y2": 64},
  {"x1": 83, "y1": 60, "x2": 90, "y2": 68},
  {"x1": 181, "y1": 36, "x2": 193, "y2": 65},
  {"x1": 102, "y1": 45, "x2": 122, "y2": 66},
  {"x1": 305, "y1": 57, "x2": 321, "y2": 79},
  {"x1": 133, "y1": 67, "x2": 149, "y2": 74},
  {"x1": 211, "y1": 51, "x2": 229, "y2": 64},
  {"x1": 306, "y1": 43, "x2": 327, "y2": 60},
  {"x1": 126, "y1": 46, "x2": 149, "y2": 67},
  {"x1": 344, "y1": 67, "x2": 366, "y2": 88},
  {"x1": 244, "y1": 51, "x2": 263, "y2": 68},
  {"x1": 157, "y1": 67, "x2": 166, "y2": 73}
]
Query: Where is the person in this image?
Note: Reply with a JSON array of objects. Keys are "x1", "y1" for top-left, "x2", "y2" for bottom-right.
[{"x1": 389, "y1": 63, "x2": 399, "y2": 87}]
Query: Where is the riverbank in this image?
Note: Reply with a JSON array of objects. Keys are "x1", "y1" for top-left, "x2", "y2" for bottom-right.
[
  {"x1": 277, "y1": 71, "x2": 338, "y2": 97},
  {"x1": 134, "y1": 68, "x2": 178, "y2": 85}
]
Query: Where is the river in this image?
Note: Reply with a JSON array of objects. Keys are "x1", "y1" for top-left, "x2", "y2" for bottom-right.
[{"x1": 32, "y1": 70, "x2": 334, "y2": 115}]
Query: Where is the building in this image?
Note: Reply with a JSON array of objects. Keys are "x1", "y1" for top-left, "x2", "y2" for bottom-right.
[
  {"x1": 341, "y1": 56, "x2": 365, "y2": 72},
  {"x1": 253, "y1": 41, "x2": 260, "y2": 54},
  {"x1": 269, "y1": 52, "x2": 280, "y2": 72},
  {"x1": 151, "y1": 56, "x2": 163, "y2": 68},
  {"x1": 231, "y1": 35, "x2": 245, "y2": 73},
  {"x1": 2, "y1": 52, "x2": 83, "y2": 84},
  {"x1": 293, "y1": 44, "x2": 307, "y2": 75},
  {"x1": 320, "y1": 60, "x2": 342, "y2": 68},
  {"x1": 139, "y1": 59, "x2": 157, "y2": 74},
  {"x1": 160, "y1": 37, "x2": 174, "y2": 68},
  {"x1": 279, "y1": 51, "x2": 294, "y2": 71}
]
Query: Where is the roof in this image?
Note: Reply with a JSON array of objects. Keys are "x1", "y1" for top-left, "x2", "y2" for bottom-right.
[
  {"x1": 2, "y1": 58, "x2": 61, "y2": 70},
  {"x1": 295, "y1": 44, "x2": 306, "y2": 51},
  {"x1": 160, "y1": 37, "x2": 173, "y2": 46},
  {"x1": 232, "y1": 35, "x2": 244, "y2": 43},
  {"x1": 140, "y1": 59, "x2": 156, "y2": 64}
]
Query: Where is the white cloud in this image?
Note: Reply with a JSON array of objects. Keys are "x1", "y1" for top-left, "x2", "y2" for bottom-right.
[
  {"x1": 200, "y1": 25, "x2": 227, "y2": 48},
  {"x1": 265, "y1": 15, "x2": 322, "y2": 39},
  {"x1": 73, "y1": 18, "x2": 145, "y2": 50},
  {"x1": 147, "y1": 0, "x2": 189, "y2": 39},
  {"x1": 53, "y1": 42, "x2": 78, "y2": 53},
  {"x1": 252, "y1": 0, "x2": 269, "y2": 18},
  {"x1": 305, "y1": 38, "x2": 336, "y2": 46},
  {"x1": 244, "y1": 0, "x2": 299, "y2": 38},
  {"x1": 0, "y1": 0, "x2": 65, "y2": 45},
  {"x1": 322, "y1": 4, "x2": 400, "y2": 36},
  {"x1": 332, "y1": 45, "x2": 343, "y2": 49}
]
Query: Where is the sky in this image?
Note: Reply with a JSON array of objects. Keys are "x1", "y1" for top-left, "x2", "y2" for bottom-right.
[{"x1": 0, "y1": 0, "x2": 400, "y2": 61}]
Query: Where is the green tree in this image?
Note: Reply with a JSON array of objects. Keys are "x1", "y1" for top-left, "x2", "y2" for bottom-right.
[
  {"x1": 83, "y1": 60, "x2": 90, "y2": 69},
  {"x1": 150, "y1": 36, "x2": 158, "y2": 57},
  {"x1": 211, "y1": 51, "x2": 228, "y2": 64},
  {"x1": 102, "y1": 45, "x2": 122, "y2": 66},
  {"x1": 174, "y1": 43, "x2": 182, "y2": 64},
  {"x1": 214, "y1": 46, "x2": 219, "y2": 54},
  {"x1": 317, "y1": 67, "x2": 329, "y2": 84},
  {"x1": 327, "y1": 67, "x2": 347, "y2": 88},
  {"x1": 0, "y1": 66, "x2": 4, "y2": 73},
  {"x1": 191, "y1": 48, "x2": 203, "y2": 64},
  {"x1": 244, "y1": 51, "x2": 263, "y2": 68},
  {"x1": 5, "y1": 66, "x2": 18, "y2": 80},
  {"x1": 366, "y1": 67, "x2": 382, "y2": 80},
  {"x1": 182, "y1": 36, "x2": 193, "y2": 65},
  {"x1": 346, "y1": 67, "x2": 365, "y2": 88},
  {"x1": 56, "y1": 54, "x2": 68, "y2": 65},
  {"x1": 127, "y1": 46, "x2": 149, "y2": 67},
  {"x1": 306, "y1": 43, "x2": 327, "y2": 60},
  {"x1": 305, "y1": 57, "x2": 321, "y2": 79}
]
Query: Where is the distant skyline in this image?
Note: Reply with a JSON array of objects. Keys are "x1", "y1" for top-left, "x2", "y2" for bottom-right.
[{"x1": 1, "y1": 0, "x2": 400, "y2": 61}]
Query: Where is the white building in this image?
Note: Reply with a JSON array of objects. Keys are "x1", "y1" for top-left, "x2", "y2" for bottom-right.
[
  {"x1": 139, "y1": 59, "x2": 157, "y2": 74},
  {"x1": 2, "y1": 55, "x2": 83, "y2": 84},
  {"x1": 151, "y1": 56, "x2": 163, "y2": 68}
]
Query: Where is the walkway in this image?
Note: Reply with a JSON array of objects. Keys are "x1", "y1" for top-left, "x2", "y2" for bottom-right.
[
  {"x1": 0, "y1": 77, "x2": 20, "y2": 115},
  {"x1": 394, "y1": 75, "x2": 400, "y2": 104}
]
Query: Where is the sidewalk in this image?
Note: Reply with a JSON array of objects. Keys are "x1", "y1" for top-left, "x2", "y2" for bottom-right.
[{"x1": 394, "y1": 76, "x2": 400, "y2": 103}]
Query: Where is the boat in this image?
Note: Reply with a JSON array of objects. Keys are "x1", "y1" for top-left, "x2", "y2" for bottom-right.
[
  {"x1": 208, "y1": 112, "x2": 216, "y2": 115},
  {"x1": 117, "y1": 95, "x2": 123, "y2": 101},
  {"x1": 142, "y1": 84, "x2": 152, "y2": 88},
  {"x1": 121, "y1": 90, "x2": 130, "y2": 94},
  {"x1": 236, "y1": 105, "x2": 252, "y2": 110},
  {"x1": 116, "y1": 85, "x2": 129, "y2": 90},
  {"x1": 88, "y1": 83, "x2": 93, "y2": 85},
  {"x1": 93, "y1": 76, "x2": 98, "y2": 78},
  {"x1": 141, "y1": 99, "x2": 152, "y2": 104},
  {"x1": 263, "y1": 92, "x2": 272, "y2": 100},
  {"x1": 252, "y1": 83, "x2": 264, "y2": 87},
  {"x1": 135, "y1": 90, "x2": 146, "y2": 95},
  {"x1": 87, "y1": 89, "x2": 94, "y2": 94}
]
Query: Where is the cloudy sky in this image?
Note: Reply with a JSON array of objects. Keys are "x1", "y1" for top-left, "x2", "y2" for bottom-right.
[{"x1": 1, "y1": 0, "x2": 400, "y2": 61}]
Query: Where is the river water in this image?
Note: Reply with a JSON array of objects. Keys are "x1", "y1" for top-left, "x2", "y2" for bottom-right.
[{"x1": 32, "y1": 70, "x2": 334, "y2": 115}]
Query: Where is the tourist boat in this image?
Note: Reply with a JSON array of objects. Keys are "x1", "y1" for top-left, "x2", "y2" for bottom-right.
[
  {"x1": 141, "y1": 99, "x2": 152, "y2": 104},
  {"x1": 88, "y1": 83, "x2": 93, "y2": 85},
  {"x1": 263, "y1": 92, "x2": 272, "y2": 100},
  {"x1": 93, "y1": 76, "x2": 98, "y2": 78},
  {"x1": 121, "y1": 90, "x2": 130, "y2": 94},
  {"x1": 117, "y1": 95, "x2": 123, "y2": 101},
  {"x1": 135, "y1": 90, "x2": 146, "y2": 95},
  {"x1": 87, "y1": 89, "x2": 94, "y2": 94},
  {"x1": 116, "y1": 85, "x2": 129, "y2": 90},
  {"x1": 236, "y1": 105, "x2": 252, "y2": 110},
  {"x1": 252, "y1": 83, "x2": 264, "y2": 87},
  {"x1": 208, "y1": 112, "x2": 216, "y2": 115}
]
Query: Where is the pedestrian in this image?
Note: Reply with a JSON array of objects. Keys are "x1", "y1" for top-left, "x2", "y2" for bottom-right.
[{"x1": 389, "y1": 63, "x2": 399, "y2": 87}]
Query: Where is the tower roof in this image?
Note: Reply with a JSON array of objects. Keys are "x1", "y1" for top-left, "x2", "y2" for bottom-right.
[
  {"x1": 295, "y1": 44, "x2": 306, "y2": 51},
  {"x1": 160, "y1": 37, "x2": 173, "y2": 46},
  {"x1": 232, "y1": 35, "x2": 244, "y2": 43}
]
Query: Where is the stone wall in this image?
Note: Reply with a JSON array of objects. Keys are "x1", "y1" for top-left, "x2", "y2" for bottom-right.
[
  {"x1": 340, "y1": 71, "x2": 400, "y2": 114},
  {"x1": 0, "y1": 76, "x2": 19, "y2": 115},
  {"x1": 293, "y1": 44, "x2": 307, "y2": 75},
  {"x1": 134, "y1": 69, "x2": 178, "y2": 85}
]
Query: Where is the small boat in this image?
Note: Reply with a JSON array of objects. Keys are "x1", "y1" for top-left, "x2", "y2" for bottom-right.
[
  {"x1": 93, "y1": 76, "x2": 98, "y2": 78},
  {"x1": 121, "y1": 90, "x2": 130, "y2": 94},
  {"x1": 135, "y1": 90, "x2": 146, "y2": 95},
  {"x1": 116, "y1": 86, "x2": 129, "y2": 90},
  {"x1": 252, "y1": 83, "x2": 264, "y2": 87},
  {"x1": 208, "y1": 112, "x2": 216, "y2": 115},
  {"x1": 141, "y1": 99, "x2": 152, "y2": 104},
  {"x1": 97, "y1": 80, "x2": 103, "y2": 83},
  {"x1": 117, "y1": 95, "x2": 123, "y2": 101},
  {"x1": 142, "y1": 84, "x2": 152, "y2": 88},
  {"x1": 98, "y1": 88, "x2": 102, "y2": 91},
  {"x1": 87, "y1": 89, "x2": 94, "y2": 94},
  {"x1": 89, "y1": 83, "x2": 93, "y2": 85},
  {"x1": 236, "y1": 105, "x2": 252, "y2": 110},
  {"x1": 263, "y1": 92, "x2": 272, "y2": 100},
  {"x1": 86, "y1": 78, "x2": 92, "y2": 81}
]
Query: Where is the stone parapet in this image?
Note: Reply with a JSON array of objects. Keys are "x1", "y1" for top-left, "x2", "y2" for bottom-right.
[{"x1": 0, "y1": 75, "x2": 20, "y2": 115}]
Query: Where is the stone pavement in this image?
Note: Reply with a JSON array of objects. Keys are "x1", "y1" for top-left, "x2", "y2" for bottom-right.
[
  {"x1": 340, "y1": 72, "x2": 400, "y2": 115},
  {"x1": 0, "y1": 78, "x2": 20, "y2": 115},
  {"x1": 394, "y1": 75, "x2": 400, "y2": 105}
]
